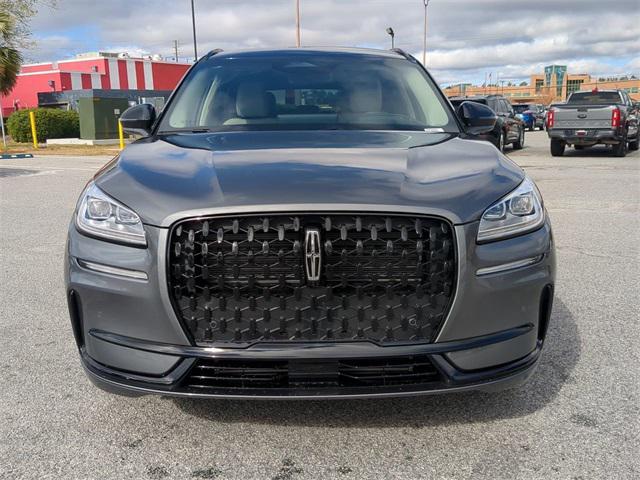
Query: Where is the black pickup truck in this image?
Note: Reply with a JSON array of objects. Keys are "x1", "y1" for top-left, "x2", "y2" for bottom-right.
[{"x1": 547, "y1": 89, "x2": 639, "y2": 157}]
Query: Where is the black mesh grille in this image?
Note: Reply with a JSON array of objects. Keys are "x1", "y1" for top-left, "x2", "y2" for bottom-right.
[
  {"x1": 167, "y1": 214, "x2": 456, "y2": 346},
  {"x1": 182, "y1": 355, "x2": 442, "y2": 392}
]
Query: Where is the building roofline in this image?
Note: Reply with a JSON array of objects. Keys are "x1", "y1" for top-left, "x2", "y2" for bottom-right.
[
  {"x1": 17, "y1": 70, "x2": 64, "y2": 76},
  {"x1": 21, "y1": 61, "x2": 54, "y2": 67},
  {"x1": 55, "y1": 56, "x2": 192, "y2": 65},
  {"x1": 22, "y1": 57, "x2": 192, "y2": 68}
]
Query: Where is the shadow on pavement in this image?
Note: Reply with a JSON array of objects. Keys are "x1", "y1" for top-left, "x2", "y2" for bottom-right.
[
  {"x1": 172, "y1": 298, "x2": 579, "y2": 428},
  {"x1": 556, "y1": 144, "x2": 634, "y2": 158}
]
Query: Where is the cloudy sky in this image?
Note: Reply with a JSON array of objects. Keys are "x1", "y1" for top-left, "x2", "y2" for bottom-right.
[{"x1": 29, "y1": 0, "x2": 640, "y2": 86}]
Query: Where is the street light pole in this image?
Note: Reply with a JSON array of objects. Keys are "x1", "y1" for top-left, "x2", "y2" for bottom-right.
[
  {"x1": 295, "y1": 0, "x2": 301, "y2": 47},
  {"x1": 190, "y1": 0, "x2": 198, "y2": 61},
  {"x1": 386, "y1": 27, "x2": 395, "y2": 49},
  {"x1": 422, "y1": 0, "x2": 430, "y2": 65}
]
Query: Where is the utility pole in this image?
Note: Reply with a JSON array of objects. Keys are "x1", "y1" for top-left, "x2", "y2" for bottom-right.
[
  {"x1": 190, "y1": 0, "x2": 198, "y2": 61},
  {"x1": 422, "y1": 0, "x2": 430, "y2": 66},
  {"x1": 295, "y1": 0, "x2": 301, "y2": 47},
  {"x1": 173, "y1": 40, "x2": 179, "y2": 62}
]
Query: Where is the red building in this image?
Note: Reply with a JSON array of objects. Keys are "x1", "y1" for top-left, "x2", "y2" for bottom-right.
[{"x1": 1, "y1": 52, "x2": 191, "y2": 117}]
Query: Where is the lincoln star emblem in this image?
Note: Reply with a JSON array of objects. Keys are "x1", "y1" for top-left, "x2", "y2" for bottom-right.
[{"x1": 304, "y1": 228, "x2": 322, "y2": 282}]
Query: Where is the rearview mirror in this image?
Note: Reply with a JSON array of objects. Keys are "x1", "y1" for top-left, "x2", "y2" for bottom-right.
[
  {"x1": 120, "y1": 103, "x2": 156, "y2": 137},
  {"x1": 456, "y1": 101, "x2": 497, "y2": 136}
]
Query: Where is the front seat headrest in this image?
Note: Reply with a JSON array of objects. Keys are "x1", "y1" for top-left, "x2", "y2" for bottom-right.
[
  {"x1": 236, "y1": 83, "x2": 276, "y2": 119},
  {"x1": 347, "y1": 79, "x2": 383, "y2": 113}
]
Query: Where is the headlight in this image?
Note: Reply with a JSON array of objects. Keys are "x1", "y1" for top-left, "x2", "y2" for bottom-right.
[
  {"x1": 477, "y1": 177, "x2": 545, "y2": 242},
  {"x1": 75, "y1": 182, "x2": 146, "y2": 246}
]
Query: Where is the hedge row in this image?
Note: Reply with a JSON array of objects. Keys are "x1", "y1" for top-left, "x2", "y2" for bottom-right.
[{"x1": 6, "y1": 108, "x2": 79, "y2": 143}]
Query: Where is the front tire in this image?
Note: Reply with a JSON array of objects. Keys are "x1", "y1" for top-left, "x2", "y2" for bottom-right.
[
  {"x1": 629, "y1": 137, "x2": 639, "y2": 151},
  {"x1": 513, "y1": 127, "x2": 524, "y2": 150},
  {"x1": 551, "y1": 139, "x2": 565, "y2": 156}
]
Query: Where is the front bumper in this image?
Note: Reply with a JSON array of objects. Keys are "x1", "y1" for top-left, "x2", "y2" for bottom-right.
[
  {"x1": 65, "y1": 217, "x2": 556, "y2": 399},
  {"x1": 80, "y1": 333, "x2": 543, "y2": 399}
]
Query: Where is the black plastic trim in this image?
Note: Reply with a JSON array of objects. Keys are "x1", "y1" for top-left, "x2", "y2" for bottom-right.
[
  {"x1": 538, "y1": 284, "x2": 554, "y2": 342},
  {"x1": 431, "y1": 345, "x2": 541, "y2": 384},
  {"x1": 81, "y1": 348, "x2": 195, "y2": 385},
  {"x1": 67, "y1": 290, "x2": 84, "y2": 349},
  {"x1": 80, "y1": 341, "x2": 542, "y2": 398},
  {"x1": 88, "y1": 323, "x2": 533, "y2": 359}
]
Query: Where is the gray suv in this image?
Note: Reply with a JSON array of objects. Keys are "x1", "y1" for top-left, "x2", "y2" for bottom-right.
[{"x1": 65, "y1": 47, "x2": 555, "y2": 399}]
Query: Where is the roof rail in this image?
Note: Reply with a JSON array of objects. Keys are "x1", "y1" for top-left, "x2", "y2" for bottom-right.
[
  {"x1": 390, "y1": 48, "x2": 416, "y2": 62},
  {"x1": 200, "y1": 48, "x2": 224, "y2": 61}
]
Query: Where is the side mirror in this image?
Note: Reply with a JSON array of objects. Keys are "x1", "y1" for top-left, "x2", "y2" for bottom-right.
[
  {"x1": 456, "y1": 101, "x2": 497, "y2": 136},
  {"x1": 120, "y1": 103, "x2": 156, "y2": 137}
]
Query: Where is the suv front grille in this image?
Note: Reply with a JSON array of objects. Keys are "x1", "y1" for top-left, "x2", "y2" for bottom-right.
[
  {"x1": 167, "y1": 214, "x2": 456, "y2": 346},
  {"x1": 182, "y1": 355, "x2": 443, "y2": 392}
]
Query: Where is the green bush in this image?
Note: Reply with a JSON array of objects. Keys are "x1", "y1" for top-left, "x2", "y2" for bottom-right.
[{"x1": 6, "y1": 108, "x2": 79, "y2": 143}]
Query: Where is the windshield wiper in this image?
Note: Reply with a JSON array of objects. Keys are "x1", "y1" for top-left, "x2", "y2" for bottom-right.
[{"x1": 158, "y1": 127, "x2": 216, "y2": 134}]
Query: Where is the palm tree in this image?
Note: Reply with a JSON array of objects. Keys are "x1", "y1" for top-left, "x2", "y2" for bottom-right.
[{"x1": 0, "y1": 10, "x2": 22, "y2": 95}]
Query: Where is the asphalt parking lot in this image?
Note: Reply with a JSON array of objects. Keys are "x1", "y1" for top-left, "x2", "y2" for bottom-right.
[{"x1": 1, "y1": 131, "x2": 638, "y2": 480}]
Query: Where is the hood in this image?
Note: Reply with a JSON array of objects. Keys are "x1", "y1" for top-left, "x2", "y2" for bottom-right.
[{"x1": 95, "y1": 130, "x2": 524, "y2": 226}]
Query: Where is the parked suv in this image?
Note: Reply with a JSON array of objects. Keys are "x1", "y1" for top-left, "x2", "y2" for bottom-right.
[
  {"x1": 450, "y1": 95, "x2": 525, "y2": 151},
  {"x1": 65, "y1": 48, "x2": 555, "y2": 399},
  {"x1": 513, "y1": 103, "x2": 545, "y2": 131}
]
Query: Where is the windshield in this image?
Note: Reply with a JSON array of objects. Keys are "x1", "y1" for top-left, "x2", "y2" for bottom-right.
[
  {"x1": 567, "y1": 91, "x2": 621, "y2": 104},
  {"x1": 158, "y1": 52, "x2": 458, "y2": 133}
]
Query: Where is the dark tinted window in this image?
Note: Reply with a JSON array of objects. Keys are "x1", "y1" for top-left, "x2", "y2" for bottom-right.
[
  {"x1": 567, "y1": 91, "x2": 622, "y2": 104},
  {"x1": 450, "y1": 98, "x2": 487, "y2": 107},
  {"x1": 158, "y1": 53, "x2": 458, "y2": 133},
  {"x1": 505, "y1": 100, "x2": 514, "y2": 113},
  {"x1": 513, "y1": 104, "x2": 532, "y2": 113},
  {"x1": 498, "y1": 99, "x2": 510, "y2": 113}
]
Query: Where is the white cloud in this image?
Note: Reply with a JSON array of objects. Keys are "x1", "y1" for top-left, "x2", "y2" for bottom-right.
[{"x1": 27, "y1": 0, "x2": 640, "y2": 85}]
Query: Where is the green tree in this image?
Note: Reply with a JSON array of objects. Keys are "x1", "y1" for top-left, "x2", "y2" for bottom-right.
[
  {"x1": 0, "y1": 10, "x2": 23, "y2": 94},
  {"x1": 0, "y1": 0, "x2": 54, "y2": 50},
  {"x1": 0, "y1": 1, "x2": 57, "y2": 94}
]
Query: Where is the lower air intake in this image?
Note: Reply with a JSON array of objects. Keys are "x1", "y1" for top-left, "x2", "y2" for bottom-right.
[{"x1": 182, "y1": 355, "x2": 443, "y2": 392}]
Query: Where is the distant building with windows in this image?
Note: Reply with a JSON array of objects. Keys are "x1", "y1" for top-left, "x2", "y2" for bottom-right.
[{"x1": 443, "y1": 65, "x2": 640, "y2": 104}]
